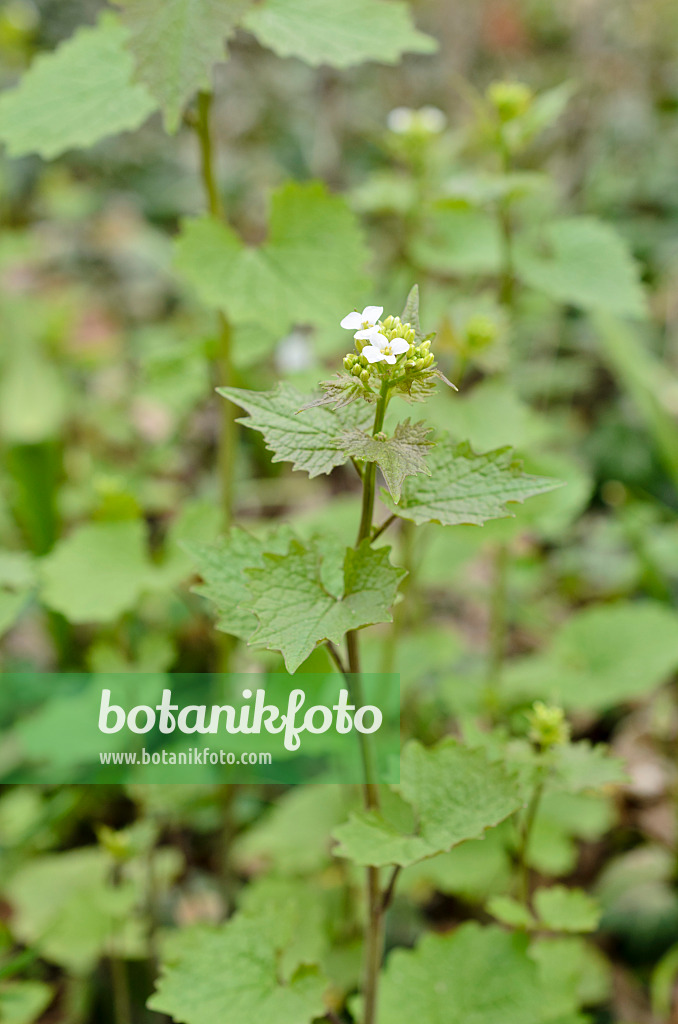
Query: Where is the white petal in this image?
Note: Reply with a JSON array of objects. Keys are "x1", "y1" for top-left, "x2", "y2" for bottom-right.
[
  {"x1": 387, "y1": 107, "x2": 414, "y2": 134},
  {"x1": 384, "y1": 353, "x2": 397, "y2": 364},
  {"x1": 361, "y1": 305, "x2": 383, "y2": 323},
  {"x1": 362, "y1": 346, "x2": 386, "y2": 364},
  {"x1": 390, "y1": 338, "x2": 410, "y2": 355},
  {"x1": 340, "y1": 311, "x2": 363, "y2": 329},
  {"x1": 356, "y1": 328, "x2": 388, "y2": 346}
]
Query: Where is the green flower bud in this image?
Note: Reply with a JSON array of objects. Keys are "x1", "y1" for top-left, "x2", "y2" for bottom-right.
[
  {"x1": 359, "y1": 354, "x2": 369, "y2": 369},
  {"x1": 420, "y1": 339, "x2": 431, "y2": 354},
  {"x1": 415, "y1": 358, "x2": 425, "y2": 371},
  {"x1": 351, "y1": 364, "x2": 362, "y2": 378},
  {"x1": 405, "y1": 328, "x2": 416, "y2": 343},
  {"x1": 343, "y1": 353, "x2": 356, "y2": 371},
  {"x1": 423, "y1": 353, "x2": 434, "y2": 368},
  {"x1": 360, "y1": 369, "x2": 370, "y2": 384},
  {"x1": 487, "y1": 81, "x2": 533, "y2": 122},
  {"x1": 381, "y1": 315, "x2": 395, "y2": 331},
  {"x1": 526, "y1": 702, "x2": 570, "y2": 751},
  {"x1": 465, "y1": 314, "x2": 499, "y2": 351}
]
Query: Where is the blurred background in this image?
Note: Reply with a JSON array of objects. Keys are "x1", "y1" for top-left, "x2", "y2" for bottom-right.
[{"x1": 2, "y1": 1, "x2": 678, "y2": 1021}]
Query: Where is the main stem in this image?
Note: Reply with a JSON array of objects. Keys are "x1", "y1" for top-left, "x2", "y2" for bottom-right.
[
  {"x1": 347, "y1": 378, "x2": 390, "y2": 1024},
  {"x1": 195, "y1": 91, "x2": 236, "y2": 532}
]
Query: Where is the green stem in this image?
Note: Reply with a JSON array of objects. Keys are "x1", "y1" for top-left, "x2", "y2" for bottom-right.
[
  {"x1": 195, "y1": 91, "x2": 236, "y2": 534},
  {"x1": 517, "y1": 780, "x2": 544, "y2": 907},
  {"x1": 497, "y1": 128, "x2": 516, "y2": 311},
  {"x1": 109, "y1": 955, "x2": 132, "y2": 1024},
  {"x1": 346, "y1": 378, "x2": 393, "y2": 1024},
  {"x1": 357, "y1": 380, "x2": 389, "y2": 545}
]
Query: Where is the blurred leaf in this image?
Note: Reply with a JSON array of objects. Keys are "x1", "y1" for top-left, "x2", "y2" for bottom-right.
[
  {"x1": 336, "y1": 420, "x2": 434, "y2": 501},
  {"x1": 245, "y1": 538, "x2": 406, "y2": 672},
  {"x1": 241, "y1": 0, "x2": 436, "y2": 68},
  {"x1": 0, "y1": 15, "x2": 157, "y2": 159},
  {"x1": 174, "y1": 181, "x2": 369, "y2": 339},
  {"x1": 0, "y1": 343, "x2": 65, "y2": 443},
  {"x1": 534, "y1": 886, "x2": 601, "y2": 933},
  {"x1": 515, "y1": 218, "x2": 647, "y2": 318},
  {"x1": 114, "y1": 0, "x2": 249, "y2": 132},
  {"x1": 0, "y1": 981, "x2": 53, "y2": 1024},
  {"x1": 504, "y1": 602, "x2": 678, "y2": 710},
  {"x1": 652, "y1": 942, "x2": 678, "y2": 1018},
  {"x1": 411, "y1": 205, "x2": 502, "y2": 276},
  {"x1": 529, "y1": 936, "x2": 611, "y2": 1021},
  {"x1": 550, "y1": 741, "x2": 628, "y2": 793},
  {"x1": 149, "y1": 912, "x2": 326, "y2": 1024},
  {"x1": 39, "y1": 520, "x2": 153, "y2": 623},
  {"x1": 384, "y1": 440, "x2": 561, "y2": 527},
  {"x1": 333, "y1": 739, "x2": 522, "y2": 867},
  {"x1": 488, "y1": 894, "x2": 536, "y2": 929},
  {"x1": 377, "y1": 923, "x2": 542, "y2": 1024}
]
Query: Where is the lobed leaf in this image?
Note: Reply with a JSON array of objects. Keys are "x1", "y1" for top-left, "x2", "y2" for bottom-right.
[
  {"x1": 114, "y1": 0, "x2": 251, "y2": 132},
  {"x1": 241, "y1": 0, "x2": 436, "y2": 68},
  {"x1": 187, "y1": 525, "x2": 294, "y2": 640},
  {"x1": 219, "y1": 382, "x2": 372, "y2": 477},
  {"x1": 334, "y1": 420, "x2": 434, "y2": 501},
  {"x1": 534, "y1": 886, "x2": 601, "y2": 934},
  {"x1": 0, "y1": 15, "x2": 157, "y2": 159},
  {"x1": 384, "y1": 439, "x2": 561, "y2": 527},
  {"x1": 333, "y1": 739, "x2": 523, "y2": 867},
  {"x1": 245, "y1": 538, "x2": 406, "y2": 672}
]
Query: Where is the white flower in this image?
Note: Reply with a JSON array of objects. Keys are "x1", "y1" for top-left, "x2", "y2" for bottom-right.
[
  {"x1": 387, "y1": 106, "x2": 446, "y2": 135},
  {"x1": 361, "y1": 329, "x2": 409, "y2": 366},
  {"x1": 340, "y1": 305, "x2": 383, "y2": 335}
]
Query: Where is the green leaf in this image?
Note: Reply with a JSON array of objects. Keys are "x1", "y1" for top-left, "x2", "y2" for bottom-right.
[
  {"x1": 400, "y1": 284, "x2": 422, "y2": 341},
  {"x1": 384, "y1": 440, "x2": 561, "y2": 527},
  {"x1": 219, "y1": 382, "x2": 372, "y2": 477},
  {"x1": 504, "y1": 602, "x2": 678, "y2": 710},
  {"x1": 0, "y1": 15, "x2": 157, "y2": 159},
  {"x1": 377, "y1": 923, "x2": 542, "y2": 1024},
  {"x1": 529, "y1": 936, "x2": 611, "y2": 1021},
  {"x1": 149, "y1": 912, "x2": 327, "y2": 1024},
  {"x1": 188, "y1": 525, "x2": 294, "y2": 640},
  {"x1": 174, "y1": 181, "x2": 369, "y2": 337},
  {"x1": 515, "y1": 217, "x2": 647, "y2": 318},
  {"x1": 550, "y1": 741, "x2": 629, "y2": 793},
  {"x1": 333, "y1": 739, "x2": 523, "y2": 867},
  {"x1": 0, "y1": 341, "x2": 66, "y2": 443},
  {"x1": 301, "y1": 373, "x2": 374, "y2": 411},
  {"x1": 410, "y1": 205, "x2": 502, "y2": 276},
  {"x1": 114, "y1": 0, "x2": 249, "y2": 132},
  {"x1": 487, "y1": 895, "x2": 536, "y2": 930},
  {"x1": 39, "y1": 520, "x2": 153, "y2": 624},
  {"x1": 245, "y1": 538, "x2": 406, "y2": 672},
  {"x1": 241, "y1": 0, "x2": 436, "y2": 68},
  {"x1": 335, "y1": 420, "x2": 434, "y2": 501},
  {"x1": 534, "y1": 886, "x2": 601, "y2": 934},
  {"x1": 0, "y1": 982, "x2": 53, "y2": 1024}
]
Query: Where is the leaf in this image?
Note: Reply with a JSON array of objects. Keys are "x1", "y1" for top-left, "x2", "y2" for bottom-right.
[
  {"x1": 400, "y1": 284, "x2": 422, "y2": 341},
  {"x1": 550, "y1": 741, "x2": 629, "y2": 793},
  {"x1": 384, "y1": 440, "x2": 561, "y2": 527},
  {"x1": 219, "y1": 382, "x2": 372, "y2": 477},
  {"x1": 0, "y1": 341, "x2": 66, "y2": 443},
  {"x1": 174, "y1": 181, "x2": 369, "y2": 338},
  {"x1": 487, "y1": 895, "x2": 536, "y2": 930},
  {"x1": 241, "y1": 0, "x2": 436, "y2": 68},
  {"x1": 39, "y1": 520, "x2": 153, "y2": 624},
  {"x1": 0, "y1": 982, "x2": 53, "y2": 1024},
  {"x1": 504, "y1": 601, "x2": 678, "y2": 710},
  {"x1": 514, "y1": 217, "x2": 647, "y2": 318},
  {"x1": 410, "y1": 205, "x2": 502, "y2": 276},
  {"x1": 114, "y1": 0, "x2": 249, "y2": 132},
  {"x1": 301, "y1": 373, "x2": 374, "y2": 411},
  {"x1": 0, "y1": 15, "x2": 157, "y2": 159},
  {"x1": 245, "y1": 538, "x2": 406, "y2": 672},
  {"x1": 187, "y1": 525, "x2": 294, "y2": 640},
  {"x1": 534, "y1": 887, "x2": 601, "y2": 934},
  {"x1": 377, "y1": 923, "x2": 542, "y2": 1024},
  {"x1": 529, "y1": 936, "x2": 611, "y2": 1021},
  {"x1": 335, "y1": 420, "x2": 434, "y2": 501},
  {"x1": 149, "y1": 912, "x2": 327, "y2": 1024},
  {"x1": 333, "y1": 739, "x2": 523, "y2": 867}
]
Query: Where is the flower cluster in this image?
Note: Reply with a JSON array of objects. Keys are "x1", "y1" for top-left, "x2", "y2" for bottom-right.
[
  {"x1": 340, "y1": 305, "x2": 435, "y2": 387},
  {"x1": 386, "y1": 106, "x2": 447, "y2": 136},
  {"x1": 526, "y1": 701, "x2": 570, "y2": 751}
]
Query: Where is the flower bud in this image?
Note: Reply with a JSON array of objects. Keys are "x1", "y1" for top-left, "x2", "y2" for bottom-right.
[
  {"x1": 360, "y1": 369, "x2": 370, "y2": 384},
  {"x1": 359, "y1": 355, "x2": 368, "y2": 369},
  {"x1": 423, "y1": 353, "x2": 434, "y2": 368},
  {"x1": 343, "y1": 354, "x2": 356, "y2": 371},
  {"x1": 405, "y1": 328, "x2": 415, "y2": 343},
  {"x1": 420, "y1": 339, "x2": 431, "y2": 354},
  {"x1": 487, "y1": 81, "x2": 533, "y2": 122},
  {"x1": 381, "y1": 315, "x2": 395, "y2": 331},
  {"x1": 415, "y1": 358, "x2": 425, "y2": 371},
  {"x1": 526, "y1": 702, "x2": 570, "y2": 751},
  {"x1": 465, "y1": 315, "x2": 499, "y2": 351},
  {"x1": 351, "y1": 364, "x2": 362, "y2": 378}
]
